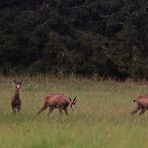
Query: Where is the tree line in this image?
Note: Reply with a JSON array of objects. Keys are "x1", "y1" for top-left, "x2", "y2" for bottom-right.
[{"x1": 0, "y1": 0, "x2": 148, "y2": 80}]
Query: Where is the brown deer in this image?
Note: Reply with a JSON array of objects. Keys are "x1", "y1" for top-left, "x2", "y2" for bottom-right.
[
  {"x1": 11, "y1": 80, "x2": 22, "y2": 113},
  {"x1": 131, "y1": 96, "x2": 148, "y2": 116},
  {"x1": 37, "y1": 94, "x2": 77, "y2": 115}
]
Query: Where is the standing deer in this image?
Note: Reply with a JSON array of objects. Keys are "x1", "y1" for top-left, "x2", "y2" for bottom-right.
[
  {"x1": 11, "y1": 80, "x2": 22, "y2": 113},
  {"x1": 37, "y1": 94, "x2": 77, "y2": 115},
  {"x1": 131, "y1": 96, "x2": 148, "y2": 116}
]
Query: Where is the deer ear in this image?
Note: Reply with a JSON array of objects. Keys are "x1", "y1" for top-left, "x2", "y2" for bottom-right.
[{"x1": 14, "y1": 79, "x2": 17, "y2": 84}]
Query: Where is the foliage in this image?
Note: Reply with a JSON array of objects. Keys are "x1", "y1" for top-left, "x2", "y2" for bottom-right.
[{"x1": 0, "y1": 0, "x2": 148, "y2": 79}]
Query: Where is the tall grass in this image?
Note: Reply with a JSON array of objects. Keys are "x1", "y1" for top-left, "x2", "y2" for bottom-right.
[{"x1": 0, "y1": 76, "x2": 148, "y2": 148}]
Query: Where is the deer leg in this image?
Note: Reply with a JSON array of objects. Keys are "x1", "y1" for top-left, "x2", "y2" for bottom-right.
[
  {"x1": 12, "y1": 105, "x2": 16, "y2": 113},
  {"x1": 12, "y1": 108, "x2": 16, "y2": 113},
  {"x1": 131, "y1": 105, "x2": 141, "y2": 116},
  {"x1": 17, "y1": 105, "x2": 21, "y2": 113},
  {"x1": 48, "y1": 107, "x2": 54, "y2": 115},
  {"x1": 64, "y1": 108, "x2": 68, "y2": 115},
  {"x1": 139, "y1": 108, "x2": 145, "y2": 115},
  {"x1": 37, "y1": 105, "x2": 47, "y2": 115},
  {"x1": 58, "y1": 108, "x2": 63, "y2": 115}
]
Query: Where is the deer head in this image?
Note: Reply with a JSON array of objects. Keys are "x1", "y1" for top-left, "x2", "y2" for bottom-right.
[
  {"x1": 14, "y1": 79, "x2": 22, "y2": 90},
  {"x1": 69, "y1": 96, "x2": 77, "y2": 109}
]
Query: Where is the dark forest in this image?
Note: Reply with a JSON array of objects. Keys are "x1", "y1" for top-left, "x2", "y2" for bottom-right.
[{"x1": 0, "y1": 0, "x2": 148, "y2": 80}]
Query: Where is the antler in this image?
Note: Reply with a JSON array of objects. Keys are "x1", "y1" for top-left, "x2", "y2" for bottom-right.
[
  {"x1": 73, "y1": 96, "x2": 77, "y2": 101},
  {"x1": 69, "y1": 96, "x2": 72, "y2": 101}
]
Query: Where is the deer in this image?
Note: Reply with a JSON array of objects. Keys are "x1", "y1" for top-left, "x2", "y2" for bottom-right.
[
  {"x1": 11, "y1": 80, "x2": 22, "y2": 113},
  {"x1": 131, "y1": 96, "x2": 148, "y2": 116},
  {"x1": 37, "y1": 94, "x2": 77, "y2": 115}
]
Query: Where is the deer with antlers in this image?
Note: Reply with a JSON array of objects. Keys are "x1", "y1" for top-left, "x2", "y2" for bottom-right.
[
  {"x1": 37, "y1": 94, "x2": 77, "y2": 115},
  {"x1": 11, "y1": 80, "x2": 22, "y2": 113}
]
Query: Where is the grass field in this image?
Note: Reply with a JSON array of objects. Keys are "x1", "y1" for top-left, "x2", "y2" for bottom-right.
[{"x1": 0, "y1": 76, "x2": 148, "y2": 148}]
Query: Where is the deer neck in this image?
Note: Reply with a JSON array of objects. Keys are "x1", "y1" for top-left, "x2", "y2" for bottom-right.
[{"x1": 14, "y1": 89, "x2": 20, "y2": 99}]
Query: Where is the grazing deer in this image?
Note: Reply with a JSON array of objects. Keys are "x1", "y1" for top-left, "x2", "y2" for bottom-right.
[
  {"x1": 37, "y1": 94, "x2": 77, "y2": 115},
  {"x1": 11, "y1": 80, "x2": 22, "y2": 113},
  {"x1": 131, "y1": 96, "x2": 148, "y2": 116}
]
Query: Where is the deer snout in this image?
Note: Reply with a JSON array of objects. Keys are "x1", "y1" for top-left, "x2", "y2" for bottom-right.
[{"x1": 16, "y1": 84, "x2": 21, "y2": 89}]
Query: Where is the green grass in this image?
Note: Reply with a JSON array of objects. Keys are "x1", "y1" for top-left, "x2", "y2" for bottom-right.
[{"x1": 0, "y1": 76, "x2": 148, "y2": 148}]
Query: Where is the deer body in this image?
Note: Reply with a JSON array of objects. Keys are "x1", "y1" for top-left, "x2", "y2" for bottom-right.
[
  {"x1": 37, "y1": 94, "x2": 77, "y2": 115},
  {"x1": 131, "y1": 96, "x2": 148, "y2": 115},
  {"x1": 11, "y1": 80, "x2": 22, "y2": 113}
]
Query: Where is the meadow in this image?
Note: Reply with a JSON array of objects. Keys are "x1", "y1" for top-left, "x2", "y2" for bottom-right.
[{"x1": 0, "y1": 75, "x2": 148, "y2": 148}]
